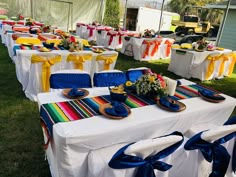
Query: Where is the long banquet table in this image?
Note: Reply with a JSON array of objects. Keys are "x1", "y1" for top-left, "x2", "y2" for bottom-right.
[{"x1": 37, "y1": 79, "x2": 236, "y2": 177}]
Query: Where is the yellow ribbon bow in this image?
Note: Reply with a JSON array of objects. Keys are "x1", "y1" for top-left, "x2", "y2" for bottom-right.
[
  {"x1": 228, "y1": 53, "x2": 236, "y2": 76},
  {"x1": 31, "y1": 54, "x2": 62, "y2": 92},
  {"x1": 67, "y1": 54, "x2": 92, "y2": 70},
  {"x1": 218, "y1": 54, "x2": 230, "y2": 77},
  {"x1": 96, "y1": 54, "x2": 117, "y2": 70},
  {"x1": 205, "y1": 55, "x2": 221, "y2": 80}
]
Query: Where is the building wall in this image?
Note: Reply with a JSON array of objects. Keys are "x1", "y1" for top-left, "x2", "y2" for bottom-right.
[{"x1": 219, "y1": 9, "x2": 236, "y2": 51}]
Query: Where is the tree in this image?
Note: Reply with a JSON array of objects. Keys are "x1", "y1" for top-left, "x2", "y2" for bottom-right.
[
  {"x1": 168, "y1": 0, "x2": 224, "y2": 24},
  {"x1": 103, "y1": 0, "x2": 120, "y2": 28}
]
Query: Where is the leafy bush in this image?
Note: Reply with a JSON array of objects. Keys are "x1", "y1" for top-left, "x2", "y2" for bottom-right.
[{"x1": 103, "y1": 0, "x2": 120, "y2": 28}]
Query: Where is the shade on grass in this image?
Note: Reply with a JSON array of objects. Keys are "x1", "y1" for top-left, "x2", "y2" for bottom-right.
[{"x1": 0, "y1": 40, "x2": 235, "y2": 177}]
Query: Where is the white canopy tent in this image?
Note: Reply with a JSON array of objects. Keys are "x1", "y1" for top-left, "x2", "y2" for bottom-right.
[{"x1": 1, "y1": 0, "x2": 106, "y2": 31}]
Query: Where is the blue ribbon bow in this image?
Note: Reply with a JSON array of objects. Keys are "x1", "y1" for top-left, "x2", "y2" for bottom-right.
[
  {"x1": 184, "y1": 130, "x2": 236, "y2": 177},
  {"x1": 224, "y1": 116, "x2": 236, "y2": 174},
  {"x1": 108, "y1": 131, "x2": 184, "y2": 177}
]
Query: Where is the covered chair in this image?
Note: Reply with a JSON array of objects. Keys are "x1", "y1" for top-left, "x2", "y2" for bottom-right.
[
  {"x1": 49, "y1": 69, "x2": 92, "y2": 91},
  {"x1": 216, "y1": 51, "x2": 233, "y2": 79},
  {"x1": 173, "y1": 125, "x2": 236, "y2": 177},
  {"x1": 93, "y1": 51, "x2": 118, "y2": 74},
  {"x1": 93, "y1": 70, "x2": 126, "y2": 87},
  {"x1": 16, "y1": 37, "x2": 41, "y2": 45},
  {"x1": 25, "y1": 53, "x2": 62, "y2": 101},
  {"x1": 220, "y1": 51, "x2": 236, "y2": 77},
  {"x1": 189, "y1": 51, "x2": 222, "y2": 81},
  {"x1": 87, "y1": 131, "x2": 184, "y2": 177},
  {"x1": 66, "y1": 51, "x2": 93, "y2": 74},
  {"x1": 125, "y1": 67, "x2": 148, "y2": 82}
]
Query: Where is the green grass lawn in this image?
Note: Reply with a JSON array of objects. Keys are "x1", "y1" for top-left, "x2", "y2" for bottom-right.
[{"x1": 0, "y1": 42, "x2": 235, "y2": 177}]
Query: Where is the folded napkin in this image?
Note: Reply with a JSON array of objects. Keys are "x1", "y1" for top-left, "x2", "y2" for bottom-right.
[
  {"x1": 198, "y1": 89, "x2": 225, "y2": 101},
  {"x1": 105, "y1": 101, "x2": 129, "y2": 117},
  {"x1": 177, "y1": 80, "x2": 181, "y2": 86},
  {"x1": 159, "y1": 97, "x2": 180, "y2": 111},
  {"x1": 68, "y1": 88, "x2": 85, "y2": 97}
]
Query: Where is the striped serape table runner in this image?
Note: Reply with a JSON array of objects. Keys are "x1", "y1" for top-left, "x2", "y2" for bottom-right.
[
  {"x1": 83, "y1": 46, "x2": 114, "y2": 52},
  {"x1": 40, "y1": 93, "x2": 155, "y2": 136},
  {"x1": 13, "y1": 45, "x2": 65, "y2": 55},
  {"x1": 171, "y1": 84, "x2": 220, "y2": 100},
  {"x1": 40, "y1": 84, "x2": 220, "y2": 136}
]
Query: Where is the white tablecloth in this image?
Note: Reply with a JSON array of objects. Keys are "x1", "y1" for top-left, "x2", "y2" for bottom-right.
[
  {"x1": 168, "y1": 48, "x2": 232, "y2": 79},
  {"x1": 37, "y1": 79, "x2": 236, "y2": 177}
]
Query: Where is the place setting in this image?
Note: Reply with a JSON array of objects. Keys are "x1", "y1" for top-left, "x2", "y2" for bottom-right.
[
  {"x1": 198, "y1": 89, "x2": 225, "y2": 103},
  {"x1": 99, "y1": 85, "x2": 131, "y2": 119},
  {"x1": 62, "y1": 87, "x2": 89, "y2": 99}
]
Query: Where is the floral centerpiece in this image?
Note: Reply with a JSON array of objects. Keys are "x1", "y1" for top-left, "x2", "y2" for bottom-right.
[
  {"x1": 41, "y1": 25, "x2": 51, "y2": 33},
  {"x1": 16, "y1": 14, "x2": 24, "y2": 20},
  {"x1": 25, "y1": 18, "x2": 34, "y2": 26},
  {"x1": 135, "y1": 69, "x2": 167, "y2": 99},
  {"x1": 59, "y1": 35, "x2": 81, "y2": 51},
  {"x1": 206, "y1": 44, "x2": 216, "y2": 51},
  {"x1": 143, "y1": 29, "x2": 155, "y2": 38},
  {"x1": 195, "y1": 38, "x2": 208, "y2": 51}
]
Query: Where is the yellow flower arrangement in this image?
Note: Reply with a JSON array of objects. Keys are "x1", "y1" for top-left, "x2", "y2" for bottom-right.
[{"x1": 135, "y1": 71, "x2": 167, "y2": 99}]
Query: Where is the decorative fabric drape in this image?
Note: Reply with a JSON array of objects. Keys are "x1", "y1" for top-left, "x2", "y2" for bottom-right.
[
  {"x1": 31, "y1": 54, "x2": 62, "y2": 92},
  {"x1": 96, "y1": 54, "x2": 117, "y2": 70},
  {"x1": 67, "y1": 54, "x2": 92, "y2": 70},
  {"x1": 205, "y1": 55, "x2": 221, "y2": 80}
]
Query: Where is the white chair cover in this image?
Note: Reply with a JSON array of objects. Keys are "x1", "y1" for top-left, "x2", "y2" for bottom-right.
[
  {"x1": 96, "y1": 30, "x2": 107, "y2": 46},
  {"x1": 223, "y1": 51, "x2": 236, "y2": 77},
  {"x1": 170, "y1": 125, "x2": 236, "y2": 177},
  {"x1": 121, "y1": 36, "x2": 133, "y2": 56},
  {"x1": 92, "y1": 51, "x2": 118, "y2": 76},
  {"x1": 25, "y1": 53, "x2": 62, "y2": 101},
  {"x1": 85, "y1": 25, "x2": 96, "y2": 41},
  {"x1": 64, "y1": 51, "x2": 93, "y2": 74},
  {"x1": 189, "y1": 51, "x2": 222, "y2": 81},
  {"x1": 87, "y1": 133, "x2": 183, "y2": 177}
]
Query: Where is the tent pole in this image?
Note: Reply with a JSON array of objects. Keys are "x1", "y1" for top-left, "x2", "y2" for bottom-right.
[
  {"x1": 216, "y1": 0, "x2": 231, "y2": 46},
  {"x1": 157, "y1": 0, "x2": 165, "y2": 35},
  {"x1": 71, "y1": 3, "x2": 73, "y2": 30},
  {"x1": 123, "y1": 0, "x2": 128, "y2": 29},
  {"x1": 101, "y1": 0, "x2": 105, "y2": 24},
  {"x1": 30, "y1": 0, "x2": 34, "y2": 18},
  {"x1": 67, "y1": 3, "x2": 70, "y2": 31}
]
